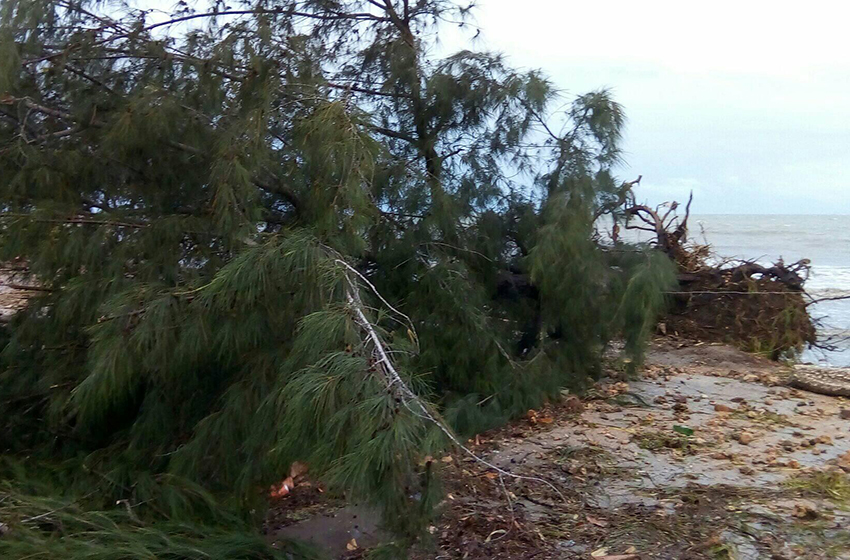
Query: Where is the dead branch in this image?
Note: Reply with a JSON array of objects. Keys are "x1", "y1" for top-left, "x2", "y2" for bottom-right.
[{"x1": 332, "y1": 255, "x2": 565, "y2": 501}]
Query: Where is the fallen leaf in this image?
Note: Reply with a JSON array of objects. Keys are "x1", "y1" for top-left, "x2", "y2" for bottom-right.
[
  {"x1": 596, "y1": 555, "x2": 639, "y2": 560},
  {"x1": 346, "y1": 538, "x2": 358, "y2": 551},
  {"x1": 793, "y1": 503, "x2": 818, "y2": 520},
  {"x1": 289, "y1": 461, "x2": 308, "y2": 479},
  {"x1": 484, "y1": 529, "x2": 507, "y2": 543},
  {"x1": 591, "y1": 547, "x2": 609, "y2": 557},
  {"x1": 484, "y1": 472, "x2": 499, "y2": 480},
  {"x1": 673, "y1": 425, "x2": 694, "y2": 436},
  {"x1": 624, "y1": 546, "x2": 637, "y2": 554},
  {"x1": 441, "y1": 456, "x2": 454, "y2": 463},
  {"x1": 586, "y1": 514, "x2": 609, "y2": 527}
]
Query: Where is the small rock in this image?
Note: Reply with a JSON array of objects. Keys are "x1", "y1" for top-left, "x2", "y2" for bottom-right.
[
  {"x1": 738, "y1": 432, "x2": 755, "y2": 445},
  {"x1": 816, "y1": 435, "x2": 832, "y2": 445},
  {"x1": 714, "y1": 404, "x2": 734, "y2": 413},
  {"x1": 731, "y1": 397, "x2": 746, "y2": 403},
  {"x1": 739, "y1": 466, "x2": 755, "y2": 475},
  {"x1": 564, "y1": 396, "x2": 585, "y2": 414},
  {"x1": 835, "y1": 451, "x2": 850, "y2": 470},
  {"x1": 792, "y1": 502, "x2": 818, "y2": 519},
  {"x1": 840, "y1": 409, "x2": 850, "y2": 420}
]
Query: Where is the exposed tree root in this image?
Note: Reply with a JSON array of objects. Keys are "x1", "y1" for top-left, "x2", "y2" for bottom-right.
[{"x1": 608, "y1": 184, "x2": 818, "y2": 358}]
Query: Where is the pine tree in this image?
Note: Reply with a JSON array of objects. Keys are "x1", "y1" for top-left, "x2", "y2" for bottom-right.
[{"x1": 0, "y1": 0, "x2": 675, "y2": 554}]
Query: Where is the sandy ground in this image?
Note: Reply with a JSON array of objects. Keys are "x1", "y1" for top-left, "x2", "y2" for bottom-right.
[{"x1": 268, "y1": 341, "x2": 850, "y2": 559}]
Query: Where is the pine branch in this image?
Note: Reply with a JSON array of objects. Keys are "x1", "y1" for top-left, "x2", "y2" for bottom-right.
[
  {"x1": 371, "y1": 125, "x2": 416, "y2": 143},
  {"x1": 0, "y1": 213, "x2": 147, "y2": 228},
  {"x1": 3, "y1": 98, "x2": 297, "y2": 212},
  {"x1": 0, "y1": 282, "x2": 52, "y2": 292},
  {"x1": 327, "y1": 82, "x2": 412, "y2": 99},
  {"x1": 23, "y1": 7, "x2": 390, "y2": 65},
  {"x1": 333, "y1": 255, "x2": 565, "y2": 501}
]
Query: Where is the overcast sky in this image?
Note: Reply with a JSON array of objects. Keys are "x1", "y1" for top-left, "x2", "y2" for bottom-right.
[{"x1": 447, "y1": 0, "x2": 850, "y2": 214}]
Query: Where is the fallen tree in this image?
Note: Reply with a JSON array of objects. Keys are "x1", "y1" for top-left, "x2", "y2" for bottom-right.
[
  {"x1": 0, "y1": 1, "x2": 676, "y2": 556},
  {"x1": 607, "y1": 182, "x2": 816, "y2": 358}
]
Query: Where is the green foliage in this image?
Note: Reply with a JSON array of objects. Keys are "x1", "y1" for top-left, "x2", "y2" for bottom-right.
[
  {"x1": 0, "y1": 481, "x2": 317, "y2": 560},
  {"x1": 0, "y1": 0, "x2": 675, "y2": 554}
]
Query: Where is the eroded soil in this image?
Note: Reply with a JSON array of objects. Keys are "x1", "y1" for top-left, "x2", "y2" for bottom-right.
[{"x1": 267, "y1": 341, "x2": 850, "y2": 559}]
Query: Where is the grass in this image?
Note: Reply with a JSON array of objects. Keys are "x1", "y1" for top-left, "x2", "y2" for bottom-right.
[
  {"x1": 552, "y1": 444, "x2": 639, "y2": 480},
  {"x1": 708, "y1": 542, "x2": 735, "y2": 559},
  {"x1": 783, "y1": 471, "x2": 850, "y2": 505},
  {"x1": 633, "y1": 430, "x2": 703, "y2": 454},
  {"x1": 730, "y1": 409, "x2": 793, "y2": 427},
  {"x1": 556, "y1": 444, "x2": 612, "y2": 462}
]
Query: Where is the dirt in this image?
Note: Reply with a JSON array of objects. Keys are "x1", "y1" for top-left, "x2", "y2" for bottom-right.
[{"x1": 267, "y1": 341, "x2": 850, "y2": 559}]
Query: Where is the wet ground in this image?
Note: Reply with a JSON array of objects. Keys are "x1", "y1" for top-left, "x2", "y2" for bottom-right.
[{"x1": 268, "y1": 341, "x2": 850, "y2": 559}]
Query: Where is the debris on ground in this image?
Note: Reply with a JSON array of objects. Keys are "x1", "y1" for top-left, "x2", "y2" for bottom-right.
[{"x1": 266, "y1": 341, "x2": 850, "y2": 559}]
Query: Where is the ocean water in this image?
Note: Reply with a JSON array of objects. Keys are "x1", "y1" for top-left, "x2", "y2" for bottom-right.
[{"x1": 689, "y1": 215, "x2": 850, "y2": 366}]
